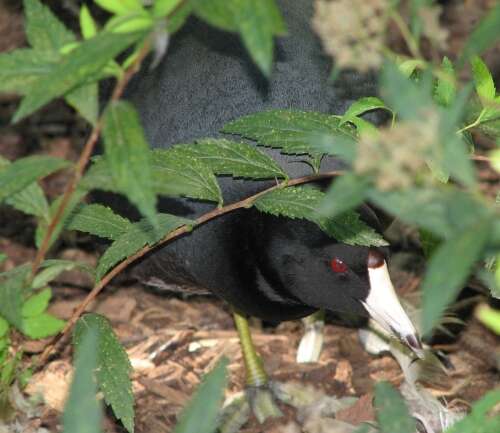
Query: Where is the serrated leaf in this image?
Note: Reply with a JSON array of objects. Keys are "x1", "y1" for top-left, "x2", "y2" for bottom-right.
[
  {"x1": 24, "y1": 0, "x2": 76, "y2": 52},
  {"x1": 421, "y1": 222, "x2": 490, "y2": 336},
  {"x1": 151, "y1": 148, "x2": 222, "y2": 203},
  {"x1": 13, "y1": 31, "x2": 142, "y2": 122},
  {"x1": 22, "y1": 313, "x2": 65, "y2": 339},
  {"x1": 471, "y1": 56, "x2": 496, "y2": 101},
  {"x1": 95, "y1": 0, "x2": 143, "y2": 15},
  {"x1": 66, "y1": 82, "x2": 99, "y2": 125},
  {"x1": 341, "y1": 97, "x2": 392, "y2": 125},
  {"x1": 96, "y1": 213, "x2": 193, "y2": 280},
  {"x1": 174, "y1": 358, "x2": 228, "y2": 433},
  {"x1": 0, "y1": 266, "x2": 29, "y2": 330},
  {"x1": 153, "y1": 0, "x2": 182, "y2": 17},
  {"x1": 63, "y1": 323, "x2": 102, "y2": 433},
  {"x1": 255, "y1": 186, "x2": 387, "y2": 247},
  {"x1": 73, "y1": 314, "x2": 134, "y2": 433},
  {"x1": 102, "y1": 101, "x2": 157, "y2": 226},
  {"x1": 22, "y1": 288, "x2": 52, "y2": 317},
  {"x1": 0, "y1": 156, "x2": 70, "y2": 203},
  {"x1": 374, "y1": 382, "x2": 415, "y2": 433},
  {"x1": 223, "y1": 110, "x2": 354, "y2": 156},
  {"x1": 434, "y1": 56, "x2": 456, "y2": 107},
  {"x1": 182, "y1": 139, "x2": 287, "y2": 179},
  {"x1": 0, "y1": 49, "x2": 57, "y2": 94},
  {"x1": 66, "y1": 204, "x2": 133, "y2": 241}
]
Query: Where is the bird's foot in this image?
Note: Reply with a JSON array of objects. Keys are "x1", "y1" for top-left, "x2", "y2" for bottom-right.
[{"x1": 296, "y1": 316, "x2": 325, "y2": 363}]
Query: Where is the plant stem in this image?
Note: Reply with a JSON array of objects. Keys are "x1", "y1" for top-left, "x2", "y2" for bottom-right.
[
  {"x1": 30, "y1": 39, "x2": 152, "y2": 280},
  {"x1": 35, "y1": 169, "x2": 343, "y2": 367}
]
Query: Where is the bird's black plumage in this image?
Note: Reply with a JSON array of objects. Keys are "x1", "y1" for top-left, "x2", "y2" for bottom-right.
[{"x1": 126, "y1": 0, "x2": 390, "y2": 325}]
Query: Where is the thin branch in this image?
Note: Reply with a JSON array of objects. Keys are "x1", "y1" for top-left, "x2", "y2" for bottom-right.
[
  {"x1": 36, "y1": 170, "x2": 343, "y2": 367},
  {"x1": 30, "y1": 40, "x2": 152, "y2": 279}
]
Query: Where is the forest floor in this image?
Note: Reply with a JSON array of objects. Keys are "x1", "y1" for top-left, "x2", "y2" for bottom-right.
[{"x1": 1, "y1": 1, "x2": 499, "y2": 433}]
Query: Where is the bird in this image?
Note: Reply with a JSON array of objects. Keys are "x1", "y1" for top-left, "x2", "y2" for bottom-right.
[{"x1": 121, "y1": 0, "x2": 422, "y2": 422}]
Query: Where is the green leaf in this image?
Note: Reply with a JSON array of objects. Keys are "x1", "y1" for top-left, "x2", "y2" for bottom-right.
[
  {"x1": 95, "y1": 0, "x2": 143, "y2": 15},
  {"x1": 421, "y1": 221, "x2": 490, "y2": 336},
  {"x1": 66, "y1": 204, "x2": 133, "y2": 241},
  {"x1": 166, "y1": 1, "x2": 194, "y2": 33},
  {"x1": 0, "y1": 49, "x2": 57, "y2": 94},
  {"x1": 73, "y1": 314, "x2": 134, "y2": 433},
  {"x1": 0, "y1": 317, "x2": 9, "y2": 339},
  {"x1": 471, "y1": 56, "x2": 496, "y2": 101},
  {"x1": 174, "y1": 358, "x2": 228, "y2": 433},
  {"x1": 65, "y1": 82, "x2": 99, "y2": 125},
  {"x1": 151, "y1": 149, "x2": 222, "y2": 203},
  {"x1": 193, "y1": 0, "x2": 238, "y2": 31},
  {"x1": 182, "y1": 139, "x2": 287, "y2": 179},
  {"x1": 13, "y1": 31, "x2": 142, "y2": 122},
  {"x1": 153, "y1": 0, "x2": 182, "y2": 17},
  {"x1": 0, "y1": 267, "x2": 29, "y2": 330},
  {"x1": 374, "y1": 382, "x2": 415, "y2": 433},
  {"x1": 80, "y1": 5, "x2": 98, "y2": 39},
  {"x1": 341, "y1": 97, "x2": 392, "y2": 125},
  {"x1": 24, "y1": 0, "x2": 76, "y2": 52},
  {"x1": 22, "y1": 313, "x2": 65, "y2": 339},
  {"x1": 33, "y1": 260, "x2": 95, "y2": 290},
  {"x1": 102, "y1": 101, "x2": 157, "y2": 226},
  {"x1": 476, "y1": 304, "x2": 500, "y2": 335},
  {"x1": 446, "y1": 389, "x2": 500, "y2": 433},
  {"x1": 22, "y1": 288, "x2": 52, "y2": 317},
  {"x1": 96, "y1": 214, "x2": 193, "y2": 280},
  {"x1": 319, "y1": 173, "x2": 371, "y2": 218},
  {"x1": 0, "y1": 156, "x2": 69, "y2": 203},
  {"x1": 105, "y1": 11, "x2": 154, "y2": 34},
  {"x1": 223, "y1": 110, "x2": 354, "y2": 156},
  {"x1": 397, "y1": 58, "x2": 426, "y2": 77},
  {"x1": 434, "y1": 56, "x2": 456, "y2": 107},
  {"x1": 63, "y1": 323, "x2": 102, "y2": 433},
  {"x1": 461, "y1": 3, "x2": 500, "y2": 62},
  {"x1": 255, "y1": 186, "x2": 387, "y2": 247}
]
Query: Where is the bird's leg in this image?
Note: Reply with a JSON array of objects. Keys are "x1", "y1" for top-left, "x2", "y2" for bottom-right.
[
  {"x1": 224, "y1": 312, "x2": 282, "y2": 425},
  {"x1": 296, "y1": 309, "x2": 325, "y2": 363}
]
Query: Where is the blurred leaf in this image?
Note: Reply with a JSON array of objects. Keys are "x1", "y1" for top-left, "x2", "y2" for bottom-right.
[
  {"x1": 397, "y1": 58, "x2": 426, "y2": 77},
  {"x1": 255, "y1": 186, "x2": 387, "y2": 246},
  {"x1": 0, "y1": 266, "x2": 29, "y2": 330},
  {"x1": 105, "y1": 11, "x2": 154, "y2": 34},
  {"x1": 65, "y1": 82, "x2": 99, "y2": 125},
  {"x1": 471, "y1": 56, "x2": 496, "y2": 101},
  {"x1": 80, "y1": 5, "x2": 98, "y2": 39},
  {"x1": 193, "y1": 0, "x2": 238, "y2": 31},
  {"x1": 95, "y1": 0, "x2": 143, "y2": 15},
  {"x1": 307, "y1": 131, "x2": 357, "y2": 163},
  {"x1": 166, "y1": 1, "x2": 194, "y2": 33},
  {"x1": 33, "y1": 260, "x2": 95, "y2": 289},
  {"x1": 0, "y1": 156, "x2": 69, "y2": 203},
  {"x1": 419, "y1": 228, "x2": 441, "y2": 258},
  {"x1": 24, "y1": 0, "x2": 76, "y2": 52},
  {"x1": 96, "y1": 213, "x2": 193, "y2": 280},
  {"x1": 63, "y1": 323, "x2": 102, "y2": 433},
  {"x1": 421, "y1": 221, "x2": 490, "y2": 336},
  {"x1": 174, "y1": 358, "x2": 228, "y2": 433},
  {"x1": 13, "y1": 31, "x2": 142, "y2": 122},
  {"x1": 22, "y1": 287, "x2": 52, "y2": 317},
  {"x1": 103, "y1": 101, "x2": 157, "y2": 226},
  {"x1": 0, "y1": 317, "x2": 9, "y2": 339},
  {"x1": 151, "y1": 149, "x2": 222, "y2": 203},
  {"x1": 67, "y1": 204, "x2": 133, "y2": 241},
  {"x1": 74, "y1": 314, "x2": 134, "y2": 433},
  {"x1": 318, "y1": 173, "x2": 370, "y2": 218},
  {"x1": 22, "y1": 313, "x2": 65, "y2": 339},
  {"x1": 341, "y1": 97, "x2": 392, "y2": 124},
  {"x1": 374, "y1": 382, "x2": 415, "y2": 433},
  {"x1": 447, "y1": 389, "x2": 500, "y2": 433},
  {"x1": 182, "y1": 139, "x2": 287, "y2": 179},
  {"x1": 434, "y1": 56, "x2": 456, "y2": 107},
  {"x1": 154, "y1": 0, "x2": 183, "y2": 17},
  {"x1": 223, "y1": 110, "x2": 354, "y2": 156},
  {"x1": 461, "y1": 3, "x2": 500, "y2": 62},
  {"x1": 476, "y1": 304, "x2": 500, "y2": 335}
]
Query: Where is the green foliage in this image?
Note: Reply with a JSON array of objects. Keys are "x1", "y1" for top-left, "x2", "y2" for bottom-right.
[
  {"x1": 102, "y1": 101, "x2": 158, "y2": 226},
  {"x1": 434, "y1": 57, "x2": 456, "y2": 107},
  {"x1": 73, "y1": 314, "x2": 134, "y2": 433},
  {"x1": 174, "y1": 358, "x2": 228, "y2": 433},
  {"x1": 0, "y1": 266, "x2": 29, "y2": 330},
  {"x1": 374, "y1": 382, "x2": 415, "y2": 433},
  {"x1": 340, "y1": 96, "x2": 393, "y2": 125},
  {"x1": 96, "y1": 214, "x2": 193, "y2": 280},
  {"x1": 63, "y1": 323, "x2": 102, "y2": 433},
  {"x1": 255, "y1": 186, "x2": 388, "y2": 247}
]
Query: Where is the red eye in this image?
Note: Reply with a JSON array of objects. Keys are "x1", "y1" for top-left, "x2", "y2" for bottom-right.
[{"x1": 330, "y1": 258, "x2": 348, "y2": 273}]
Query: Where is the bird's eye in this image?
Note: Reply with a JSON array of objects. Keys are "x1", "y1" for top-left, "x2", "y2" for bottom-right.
[{"x1": 330, "y1": 257, "x2": 348, "y2": 273}]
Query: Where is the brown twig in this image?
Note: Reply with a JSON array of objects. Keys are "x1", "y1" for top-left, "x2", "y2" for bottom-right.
[
  {"x1": 36, "y1": 170, "x2": 343, "y2": 367},
  {"x1": 30, "y1": 39, "x2": 152, "y2": 279}
]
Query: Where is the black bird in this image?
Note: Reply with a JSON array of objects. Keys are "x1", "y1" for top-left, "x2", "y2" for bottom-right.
[{"x1": 123, "y1": 0, "x2": 422, "y2": 420}]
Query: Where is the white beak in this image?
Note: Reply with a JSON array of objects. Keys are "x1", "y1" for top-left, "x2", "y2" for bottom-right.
[{"x1": 362, "y1": 250, "x2": 423, "y2": 357}]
